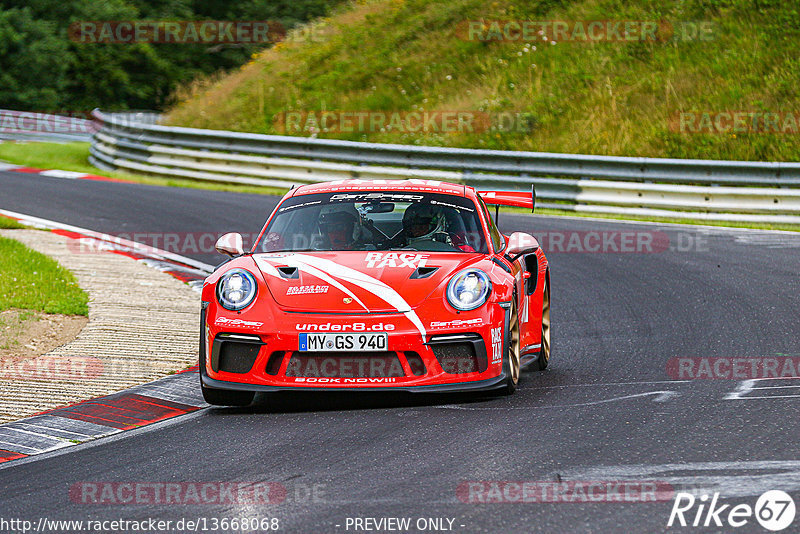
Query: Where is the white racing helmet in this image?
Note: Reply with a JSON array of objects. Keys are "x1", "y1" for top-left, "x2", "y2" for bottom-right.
[{"x1": 402, "y1": 202, "x2": 447, "y2": 244}]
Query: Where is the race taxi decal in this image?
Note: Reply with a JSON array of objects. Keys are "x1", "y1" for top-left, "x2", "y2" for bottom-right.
[
  {"x1": 491, "y1": 326, "x2": 503, "y2": 364},
  {"x1": 364, "y1": 252, "x2": 429, "y2": 269}
]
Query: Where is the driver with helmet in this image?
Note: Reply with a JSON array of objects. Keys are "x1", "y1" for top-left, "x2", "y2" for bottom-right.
[
  {"x1": 401, "y1": 202, "x2": 453, "y2": 247},
  {"x1": 318, "y1": 208, "x2": 362, "y2": 250}
]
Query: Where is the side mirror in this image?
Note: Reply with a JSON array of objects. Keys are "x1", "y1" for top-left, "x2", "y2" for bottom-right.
[
  {"x1": 215, "y1": 232, "x2": 244, "y2": 257},
  {"x1": 505, "y1": 232, "x2": 539, "y2": 262}
]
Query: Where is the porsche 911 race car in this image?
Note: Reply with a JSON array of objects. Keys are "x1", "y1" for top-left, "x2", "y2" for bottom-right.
[{"x1": 200, "y1": 179, "x2": 550, "y2": 406}]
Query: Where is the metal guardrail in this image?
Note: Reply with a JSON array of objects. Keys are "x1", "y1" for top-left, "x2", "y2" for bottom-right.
[
  {"x1": 0, "y1": 109, "x2": 96, "y2": 143},
  {"x1": 90, "y1": 109, "x2": 800, "y2": 224},
  {"x1": 0, "y1": 109, "x2": 160, "y2": 143}
]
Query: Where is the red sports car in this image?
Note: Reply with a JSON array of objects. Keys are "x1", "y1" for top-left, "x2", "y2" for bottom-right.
[{"x1": 200, "y1": 179, "x2": 550, "y2": 406}]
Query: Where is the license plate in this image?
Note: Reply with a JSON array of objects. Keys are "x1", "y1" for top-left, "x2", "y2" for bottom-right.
[{"x1": 299, "y1": 333, "x2": 388, "y2": 352}]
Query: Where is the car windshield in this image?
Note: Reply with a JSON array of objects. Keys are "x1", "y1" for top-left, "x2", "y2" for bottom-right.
[{"x1": 257, "y1": 191, "x2": 488, "y2": 253}]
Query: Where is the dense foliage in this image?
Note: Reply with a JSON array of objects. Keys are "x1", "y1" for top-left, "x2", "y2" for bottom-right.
[{"x1": 0, "y1": 0, "x2": 343, "y2": 112}]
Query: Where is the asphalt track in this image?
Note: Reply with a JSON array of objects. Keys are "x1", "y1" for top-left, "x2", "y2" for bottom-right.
[{"x1": 1, "y1": 170, "x2": 800, "y2": 533}]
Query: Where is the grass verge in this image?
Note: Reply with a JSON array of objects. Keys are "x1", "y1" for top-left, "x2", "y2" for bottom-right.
[
  {"x1": 0, "y1": 216, "x2": 27, "y2": 229},
  {"x1": 0, "y1": 235, "x2": 88, "y2": 316}
]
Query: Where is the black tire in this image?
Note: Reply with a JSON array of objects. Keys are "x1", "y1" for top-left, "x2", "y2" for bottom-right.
[
  {"x1": 533, "y1": 275, "x2": 551, "y2": 371},
  {"x1": 201, "y1": 384, "x2": 255, "y2": 407},
  {"x1": 502, "y1": 295, "x2": 521, "y2": 395}
]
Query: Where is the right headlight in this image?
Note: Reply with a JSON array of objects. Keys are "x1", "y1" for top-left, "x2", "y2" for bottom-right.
[
  {"x1": 446, "y1": 269, "x2": 491, "y2": 311},
  {"x1": 216, "y1": 269, "x2": 258, "y2": 311}
]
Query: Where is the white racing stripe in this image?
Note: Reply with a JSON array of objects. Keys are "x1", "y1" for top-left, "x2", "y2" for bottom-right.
[
  {"x1": 254, "y1": 253, "x2": 427, "y2": 338},
  {"x1": 254, "y1": 255, "x2": 369, "y2": 312},
  {"x1": 293, "y1": 255, "x2": 427, "y2": 339},
  {"x1": 253, "y1": 257, "x2": 281, "y2": 279}
]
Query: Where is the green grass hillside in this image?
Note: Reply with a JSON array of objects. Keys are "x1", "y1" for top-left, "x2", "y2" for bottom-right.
[{"x1": 165, "y1": 0, "x2": 800, "y2": 162}]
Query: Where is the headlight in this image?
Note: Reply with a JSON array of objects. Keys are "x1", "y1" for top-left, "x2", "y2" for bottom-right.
[
  {"x1": 216, "y1": 269, "x2": 257, "y2": 311},
  {"x1": 446, "y1": 269, "x2": 491, "y2": 311}
]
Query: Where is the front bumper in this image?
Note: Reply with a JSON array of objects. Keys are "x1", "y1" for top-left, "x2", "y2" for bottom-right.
[
  {"x1": 199, "y1": 370, "x2": 510, "y2": 394},
  {"x1": 200, "y1": 303, "x2": 509, "y2": 393}
]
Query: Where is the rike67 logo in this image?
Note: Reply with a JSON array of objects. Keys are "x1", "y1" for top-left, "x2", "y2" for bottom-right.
[{"x1": 668, "y1": 490, "x2": 796, "y2": 531}]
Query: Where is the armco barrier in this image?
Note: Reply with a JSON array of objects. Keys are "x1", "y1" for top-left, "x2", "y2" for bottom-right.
[{"x1": 90, "y1": 109, "x2": 800, "y2": 224}]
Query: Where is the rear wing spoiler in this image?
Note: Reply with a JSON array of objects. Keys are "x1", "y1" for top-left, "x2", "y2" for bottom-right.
[{"x1": 478, "y1": 185, "x2": 536, "y2": 213}]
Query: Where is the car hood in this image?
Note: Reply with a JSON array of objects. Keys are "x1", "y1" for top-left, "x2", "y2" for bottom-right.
[{"x1": 252, "y1": 251, "x2": 483, "y2": 313}]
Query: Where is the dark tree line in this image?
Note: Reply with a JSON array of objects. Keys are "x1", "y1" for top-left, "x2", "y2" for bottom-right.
[{"x1": 0, "y1": 0, "x2": 342, "y2": 112}]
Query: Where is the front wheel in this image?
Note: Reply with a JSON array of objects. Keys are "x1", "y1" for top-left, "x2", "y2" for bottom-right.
[
  {"x1": 502, "y1": 296, "x2": 521, "y2": 395},
  {"x1": 201, "y1": 384, "x2": 255, "y2": 407},
  {"x1": 533, "y1": 276, "x2": 551, "y2": 371}
]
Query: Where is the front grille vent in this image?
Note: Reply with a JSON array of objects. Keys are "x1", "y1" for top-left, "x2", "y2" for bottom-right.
[
  {"x1": 211, "y1": 333, "x2": 263, "y2": 374},
  {"x1": 428, "y1": 333, "x2": 487, "y2": 374}
]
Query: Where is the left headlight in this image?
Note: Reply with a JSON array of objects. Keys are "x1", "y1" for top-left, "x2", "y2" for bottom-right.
[
  {"x1": 216, "y1": 269, "x2": 258, "y2": 311},
  {"x1": 446, "y1": 269, "x2": 491, "y2": 311}
]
